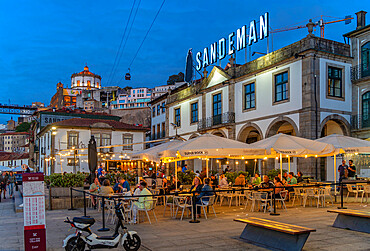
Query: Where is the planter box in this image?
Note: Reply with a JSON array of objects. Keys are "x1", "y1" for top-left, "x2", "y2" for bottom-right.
[
  {"x1": 50, "y1": 187, "x2": 84, "y2": 198},
  {"x1": 46, "y1": 197, "x2": 84, "y2": 210}
]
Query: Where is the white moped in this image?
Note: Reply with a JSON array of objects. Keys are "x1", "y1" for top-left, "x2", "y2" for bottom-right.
[{"x1": 63, "y1": 200, "x2": 140, "y2": 251}]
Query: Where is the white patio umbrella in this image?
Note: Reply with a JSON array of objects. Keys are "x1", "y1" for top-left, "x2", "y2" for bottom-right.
[
  {"x1": 0, "y1": 166, "x2": 12, "y2": 172},
  {"x1": 130, "y1": 139, "x2": 185, "y2": 190},
  {"x1": 160, "y1": 133, "x2": 265, "y2": 178},
  {"x1": 316, "y1": 134, "x2": 370, "y2": 184},
  {"x1": 248, "y1": 133, "x2": 336, "y2": 178}
]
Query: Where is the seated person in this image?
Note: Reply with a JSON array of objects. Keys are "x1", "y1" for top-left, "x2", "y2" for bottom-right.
[
  {"x1": 190, "y1": 176, "x2": 203, "y2": 196},
  {"x1": 297, "y1": 172, "x2": 304, "y2": 183},
  {"x1": 219, "y1": 174, "x2": 229, "y2": 188},
  {"x1": 113, "y1": 177, "x2": 130, "y2": 193},
  {"x1": 272, "y1": 176, "x2": 285, "y2": 199},
  {"x1": 131, "y1": 181, "x2": 153, "y2": 224},
  {"x1": 210, "y1": 173, "x2": 218, "y2": 189},
  {"x1": 287, "y1": 172, "x2": 297, "y2": 185},
  {"x1": 99, "y1": 179, "x2": 114, "y2": 196},
  {"x1": 258, "y1": 175, "x2": 275, "y2": 190},
  {"x1": 251, "y1": 173, "x2": 261, "y2": 186},
  {"x1": 89, "y1": 177, "x2": 100, "y2": 209},
  {"x1": 278, "y1": 174, "x2": 288, "y2": 186},
  {"x1": 196, "y1": 178, "x2": 214, "y2": 217},
  {"x1": 234, "y1": 173, "x2": 246, "y2": 187}
]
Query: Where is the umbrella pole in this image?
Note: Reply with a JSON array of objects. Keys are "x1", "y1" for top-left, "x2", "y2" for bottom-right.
[
  {"x1": 175, "y1": 161, "x2": 178, "y2": 190},
  {"x1": 334, "y1": 154, "x2": 336, "y2": 193},
  {"x1": 280, "y1": 153, "x2": 283, "y2": 178},
  {"x1": 288, "y1": 156, "x2": 290, "y2": 173},
  {"x1": 206, "y1": 159, "x2": 209, "y2": 178}
]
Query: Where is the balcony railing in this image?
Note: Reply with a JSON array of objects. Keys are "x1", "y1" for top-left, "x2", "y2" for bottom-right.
[
  {"x1": 351, "y1": 64, "x2": 370, "y2": 81},
  {"x1": 198, "y1": 112, "x2": 235, "y2": 131},
  {"x1": 351, "y1": 114, "x2": 370, "y2": 130}
]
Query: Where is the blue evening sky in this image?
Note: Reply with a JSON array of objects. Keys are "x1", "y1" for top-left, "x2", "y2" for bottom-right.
[{"x1": 0, "y1": 0, "x2": 366, "y2": 123}]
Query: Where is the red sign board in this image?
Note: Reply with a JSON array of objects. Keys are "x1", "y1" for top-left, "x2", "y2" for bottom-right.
[{"x1": 23, "y1": 173, "x2": 46, "y2": 251}]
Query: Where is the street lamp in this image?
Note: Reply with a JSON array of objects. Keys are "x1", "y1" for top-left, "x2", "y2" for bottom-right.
[{"x1": 170, "y1": 122, "x2": 178, "y2": 136}]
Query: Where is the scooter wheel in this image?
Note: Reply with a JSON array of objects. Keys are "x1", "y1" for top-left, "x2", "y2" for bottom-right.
[
  {"x1": 65, "y1": 236, "x2": 85, "y2": 251},
  {"x1": 123, "y1": 234, "x2": 141, "y2": 251}
]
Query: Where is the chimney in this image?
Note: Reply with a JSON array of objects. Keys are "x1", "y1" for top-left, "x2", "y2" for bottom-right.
[{"x1": 356, "y1": 10, "x2": 367, "y2": 29}]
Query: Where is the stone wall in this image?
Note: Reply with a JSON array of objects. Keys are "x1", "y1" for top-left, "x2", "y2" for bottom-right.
[{"x1": 110, "y1": 107, "x2": 151, "y2": 128}]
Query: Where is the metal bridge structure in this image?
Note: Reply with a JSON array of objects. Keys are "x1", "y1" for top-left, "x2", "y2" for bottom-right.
[{"x1": 0, "y1": 104, "x2": 37, "y2": 115}]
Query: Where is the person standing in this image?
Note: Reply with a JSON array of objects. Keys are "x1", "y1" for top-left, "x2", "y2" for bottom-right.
[
  {"x1": 8, "y1": 172, "x2": 16, "y2": 198},
  {"x1": 181, "y1": 164, "x2": 188, "y2": 173},
  {"x1": 338, "y1": 160, "x2": 348, "y2": 183},
  {"x1": 347, "y1": 160, "x2": 356, "y2": 180},
  {"x1": 1, "y1": 172, "x2": 8, "y2": 199}
]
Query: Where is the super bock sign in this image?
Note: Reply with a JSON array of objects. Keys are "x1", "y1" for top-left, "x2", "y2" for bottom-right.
[{"x1": 196, "y1": 12, "x2": 269, "y2": 71}]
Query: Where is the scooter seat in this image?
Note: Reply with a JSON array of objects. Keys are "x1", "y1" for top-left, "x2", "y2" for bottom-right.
[
  {"x1": 73, "y1": 217, "x2": 95, "y2": 225},
  {"x1": 96, "y1": 234, "x2": 119, "y2": 240}
]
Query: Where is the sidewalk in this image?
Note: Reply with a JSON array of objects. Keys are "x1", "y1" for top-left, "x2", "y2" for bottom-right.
[{"x1": 0, "y1": 195, "x2": 24, "y2": 251}]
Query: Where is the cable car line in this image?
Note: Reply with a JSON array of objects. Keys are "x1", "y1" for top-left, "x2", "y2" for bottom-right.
[
  {"x1": 125, "y1": 0, "x2": 166, "y2": 78},
  {"x1": 110, "y1": 0, "x2": 142, "y2": 84},
  {"x1": 106, "y1": 0, "x2": 137, "y2": 86}
]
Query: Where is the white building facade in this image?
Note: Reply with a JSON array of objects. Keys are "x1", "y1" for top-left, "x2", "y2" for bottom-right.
[
  {"x1": 38, "y1": 118, "x2": 147, "y2": 174},
  {"x1": 164, "y1": 35, "x2": 353, "y2": 180}
]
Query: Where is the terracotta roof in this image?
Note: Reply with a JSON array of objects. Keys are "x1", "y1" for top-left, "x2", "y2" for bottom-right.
[
  {"x1": 49, "y1": 118, "x2": 149, "y2": 131},
  {"x1": 0, "y1": 132, "x2": 29, "y2": 136},
  {"x1": 0, "y1": 152, "x2": 29, "y2": 161}
]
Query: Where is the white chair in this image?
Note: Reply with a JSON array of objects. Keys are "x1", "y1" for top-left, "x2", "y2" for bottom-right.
[
  {"x1": 361, "y1": 185, "x2": 370, "y2": 203},
  {"x1": 302, "y1": 189, "x2": 321, "y2": 208},
  {"x1": 105, "y1": 200, "x2": 116, "y2": 224},
  {"x1": 174, "y1": 196, "x2": 192, "y2": 220},
  {"x1": 322, "y1": 186, "x2": 334, "y2": 206},
  {"x1": 197, "y1": 195, "x2": 217, "y2": 219},
  {"x1": 163, "y1": 195, "x2": 175, "y2": 217},
  {"x1": 275, "y1": 190, "x2": 288, "y2": 211},
  {"x1": 291, "y1": 187, "x2": 303, "y2": 206},
  {"x1": 346, "y1": 184, "x2": 362, "y2": 202},
  {"x1": 137, "y1": 198, "x2": 157, "y2": 224},
  {"x1": 250, "y1": 192, "x2": 269, "y2": 213},
  {"x1": 244, "y1": 191, "x2": 253, "y2": 210}
]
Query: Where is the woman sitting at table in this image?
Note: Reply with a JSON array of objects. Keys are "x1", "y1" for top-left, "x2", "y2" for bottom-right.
[
  {"x1": 272, "y1": 176, "x2": 285, "y2": 199},
  {"x1": 89, "y1": 177, "x2": 101, "y2": 209},
  {"x1": 219, "y1": 174, "x2": 228, "y2": 188},
  {"x1": 190, "y1": 176, "x2": 203, "y2": 196},
  {"x1": 99, "y1": 179, "x2": 114, "y2": 196}
]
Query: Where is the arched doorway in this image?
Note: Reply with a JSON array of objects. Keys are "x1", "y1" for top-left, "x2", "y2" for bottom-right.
[
  {"x1": 237, "y1": 123, "x2": 263, "y2": 144},
  {"x1": 265, "y1": 117, "x2": 298, "y2": 138},
  {"x1": 320, "y1": 115, "x2": 350, "y2": 137},
  {"x1": 211, "y1": 130, "x2": 226, "y2": 137}
]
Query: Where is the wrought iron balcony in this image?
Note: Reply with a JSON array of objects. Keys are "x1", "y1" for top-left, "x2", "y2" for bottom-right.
[
  {"x1": 351, "y1": 64, "x2": 370, "y2": 81},
  {"x1": 351, "y1": 114, "x2": 370, "y2": 130},
  {"x1": 198, "y1": 112, "x2": 235, "y2": 131}
]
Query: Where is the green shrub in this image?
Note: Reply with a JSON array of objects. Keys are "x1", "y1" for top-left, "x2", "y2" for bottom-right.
[
  {"x1": 225, "y1": 171, "x2": 251, "y2": 184},
  {"x1": 45, "y1": 173, "x2": 86, "y2": 187},
  {"x1": 104, "y1": 172, "x2": 136, "y2": 186},
  {"x1": 177, "y1": 170, "x2": 196, "y2": 185},
  {"x1": 267, "y1": 168, "x2": 287, "y2": 180}
]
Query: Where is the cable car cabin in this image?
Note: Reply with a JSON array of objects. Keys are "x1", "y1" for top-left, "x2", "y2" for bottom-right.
[{"x1": 125, "y1": 72, "x2": 131, "y2": 80}]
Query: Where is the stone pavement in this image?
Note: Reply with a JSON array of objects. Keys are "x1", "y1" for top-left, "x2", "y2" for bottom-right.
[{"x1": 1, "y1": 195, "x2": 369, "y2": 251}]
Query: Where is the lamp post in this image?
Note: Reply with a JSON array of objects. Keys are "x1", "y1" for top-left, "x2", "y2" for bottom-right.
[{"x1": 170, "y1": 122, "x2": 178, "y2": 137}]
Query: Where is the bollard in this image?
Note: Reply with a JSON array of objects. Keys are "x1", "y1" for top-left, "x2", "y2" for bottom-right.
[
  {"x1": 68, "y1": 187, "x2": 75, "y2": 211},
  {"x1": 270, "y1": 186, "x2": 279, "y2": 216},
  {"x1": 189, "y1": 191, "x2": 200, "y2": 223},
  {"x1": 98, "y1": 196, "x2": 110, "y2": 231},
  {"x1": 83, "y1": 190, "x2": 87, "y2": 217},
  {"x1": 338, "y1": 182, "x2": 347, "y2": 209}
]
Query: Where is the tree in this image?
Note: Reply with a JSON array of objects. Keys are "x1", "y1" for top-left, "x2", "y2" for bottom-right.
[
  {"x1": 167, "y1": 72, "x2": 184, "y2": 85},
  {"x1": 15, "y1": 122, "x2": 31, "y2": 132}
]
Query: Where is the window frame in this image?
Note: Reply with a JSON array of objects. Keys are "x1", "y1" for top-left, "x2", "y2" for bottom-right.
[
  {"x1": 190, "y1": 101, "x2": 199, "y2": 124},
  {"x1": 122, "y1": 133, "x2": 133, "y2": 151},
  {"x1": 212, "y1": 92, "x2": 222, "y2": 117},
  {"x1": 174, "y1": 107, "x2": 181, "y2": 127},
  {"x1": 325, "y1": 63, "x2": 346, "y2": 101},
  {"x1": 243, "y1": 81, "x2": 256, "y2": 111},
  {"x1": 67, "y1": 131, "x2": 79, "y2": 149},
  {"x1": 326, "y1": 63, "x2": 345, "y2": 101},
  {"x1": 272, "y1": 69, "x2": 290, "y2": 105}
]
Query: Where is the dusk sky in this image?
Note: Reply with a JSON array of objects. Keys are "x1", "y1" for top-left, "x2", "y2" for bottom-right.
[{"x1": 0, "y1": 0, "x2": 367, "y2": 123}]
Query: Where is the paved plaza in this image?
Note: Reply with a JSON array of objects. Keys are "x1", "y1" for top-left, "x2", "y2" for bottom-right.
[{"x1": 1, "y1": 192, "x2": 369, "y2": 251}]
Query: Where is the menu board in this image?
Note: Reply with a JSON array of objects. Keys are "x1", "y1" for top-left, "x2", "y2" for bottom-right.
[{"x1": 23, "y1": 173, "x2": 46, "y2": 251}]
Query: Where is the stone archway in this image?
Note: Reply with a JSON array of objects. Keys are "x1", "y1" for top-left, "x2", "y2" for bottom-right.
[
  {"x1": 188, "y1": 133, "x2": 199, "y2": 140},
  {"x1": 211, "y1": 130, "x2": 227, "y2": 138},
  {"x1": 237, "y1": 122, "x2": 263, "y2": 144},
  {"x1": 320, "y1": 114, "x2": 350, "y2": 137},
  {"x1": 265, "y1": 116, "x2": 299, "y2": 138}
]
